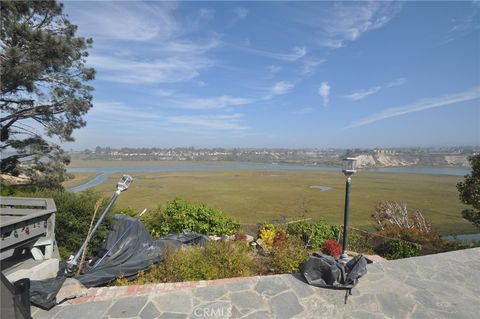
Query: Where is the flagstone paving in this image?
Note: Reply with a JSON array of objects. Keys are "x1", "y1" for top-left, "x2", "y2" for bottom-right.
[{"x1": 32, "y1": 248, "x2": 480, "y2": 319}]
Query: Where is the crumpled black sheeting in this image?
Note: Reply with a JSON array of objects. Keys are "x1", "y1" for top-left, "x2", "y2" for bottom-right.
[
  {"x1": 29, "y1": 214, "x2": 208, "y2": 309},
  {"x1": 301, "y1": 253, "x2": 367, "y2": 289}
]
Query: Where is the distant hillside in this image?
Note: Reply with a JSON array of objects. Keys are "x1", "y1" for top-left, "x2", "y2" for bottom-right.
[
  {"x1": 69, "y1": 147, "x2": 477, "y2": 168},
  {"x1": 356, "y1": 153, "x2": 470, "y2": 168}
]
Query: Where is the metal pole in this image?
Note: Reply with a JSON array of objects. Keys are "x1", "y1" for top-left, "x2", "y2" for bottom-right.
[
  {"x1": 66, "y1": 190, "x2": 120, "y2": 274},
  {"x1": 341, "y1": 176, "x2": 351, "y2": 264}
]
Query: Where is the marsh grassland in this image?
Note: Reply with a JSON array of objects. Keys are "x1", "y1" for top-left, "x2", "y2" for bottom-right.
[{"x1": 82, "y1": 169, "x2": 473, "y2": 235}]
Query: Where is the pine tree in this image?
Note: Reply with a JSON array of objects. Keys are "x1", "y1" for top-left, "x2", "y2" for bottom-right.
[{"x1": 1, "y1": 0, "x2": 95, "y2": 187}]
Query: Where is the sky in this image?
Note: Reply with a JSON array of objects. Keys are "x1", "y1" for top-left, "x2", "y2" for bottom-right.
[{"x1": 62, "y1": 1, "x2": 480, "y2": 150}]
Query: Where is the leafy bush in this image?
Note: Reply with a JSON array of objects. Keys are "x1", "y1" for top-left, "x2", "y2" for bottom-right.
[
  {"x1": 6, "y1": 188, "x2": 109, "y2": 258},
  {"x1": 285, "y1": 220, "x2": 338, "y2": 248},
  {"x1": 268, "y1": 236, "x2": 308, "y2": 274},
  {"x1": 141, "y1": 198, "x2": 240, "y2": 236},
  {"x1": 377, "y1": 239, "x2": 421, "y2": 259},
  {"x1": 321, "y1": 240, "x2": 342, "y2": 258},
  {"x1": 376, "y1": 225, "x2": 451, "y2": 255},
  {"x1": 336, "y1": 227, "x2": 372, "y2": 254},
  {"x1": 112, "y1": 207, "x2": 138, "y2": 217},
  {"x1": 127, "y1": 241, "x2": 258, "y2": 284},
  {"x1": 0, "y1": 183, "x2": 16, "y2": 196}
]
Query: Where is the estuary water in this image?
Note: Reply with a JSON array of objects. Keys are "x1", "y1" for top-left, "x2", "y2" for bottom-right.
[{"x1": 67, "y1": 163, "x2": 470, "y2": 193}]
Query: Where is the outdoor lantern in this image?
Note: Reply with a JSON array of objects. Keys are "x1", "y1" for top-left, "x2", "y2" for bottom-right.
[
  {"x1": 117, "y1": 174, "x2": 133, "y2": 192},
  {"x1": 340, "y1": 157, "x2": 357, "y2": 264},
  {"x1": 342, "y1": 157, "x2": 357, "y2": 177},
  {"x1": 67, "y1": 174, "x2": 134, "y2": 274}
]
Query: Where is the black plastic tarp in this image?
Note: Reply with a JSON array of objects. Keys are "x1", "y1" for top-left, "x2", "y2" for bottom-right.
[
  {"x1": 78, "y1": 214, "x2": 208, "y2": 287},
  {"x1": 301, "y1": 253, "x2": 367, "y2": 303},
  {"x1": 29, "y1": 214, "x2": 208, "y2": 309}
]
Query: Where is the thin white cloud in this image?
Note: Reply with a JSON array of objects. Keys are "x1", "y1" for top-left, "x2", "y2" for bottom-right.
[
  {"x1": 90, "y1": 37, "x2": 220, "y2": 84},
  {"x1": 345, "y1": 78, "x2": 406, "y2": 101},
  {"x1": 347, "y1": 86, "x2": 480, "y2": 128},
  {"x1": 89, "y1": 54, "x2": 213, "y2": 84},
  {"x1": 66, "y1": 1, "x2": 220, "y2": 86},
  {"x1": 167, "y1": 113, "x2": 247, "y2": 130},
  {"x1": 167, "y1": 95, "x2": 254, "y2": 110},
  {"x1": 155, "y1": 38, "x2": 220, "y2": 54},
  {"x1": 319, "y1": 82, "x2": 331, "y2": 107},
  {"x1": 239, "y1": 46, "x2": 307, "y2": 62},
  {"x1": 302, "y1": 58, "x2": 327, "y2": 75},
  {"x1": 66, "y1": 1, "x2": 179, "y2": 41},
  {"x1": 443, "y1": 7, "x2": 480, "y2": 44},
  {"x1": 90, "y1": 101, "x2": 160, "y2": 120},
  {"x1": 264, "y1": 81, "x2": 295, "y2": 99},
  {"x1": 297, "y1": 2, "x2": 402, "y2": 49},
  {"x1": 227, "y1": 7, "x2": 248, "y2": 28},
  {"x1": 271, "y1": 81, "x2": 294, "y2": 95}
]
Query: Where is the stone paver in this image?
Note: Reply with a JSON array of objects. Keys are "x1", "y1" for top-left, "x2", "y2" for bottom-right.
[
  {"x1": 139, "y1": 302, "x2": 161, "y2": 319},
  {"x1": 270, "y1": 291, "x2": 304, "y2": 319},
  {"x1": 152, "y1": 290, "x2": 193, "y2": 314},
  {"x1": 32, "y1": 248, "x2": 480, "y2": 319},
  {"x1": 55, "y1": 300, "x2": 112, "y2": 319},
  {"x1": 106, "y1": 295, "x2": 148, "y2": 318},
  {"x1": 254, "y1": 275, "x2": 289, "y2": 296},
  {"x1": 230, "y1": 291, "x2": 266, "y2": 312}
]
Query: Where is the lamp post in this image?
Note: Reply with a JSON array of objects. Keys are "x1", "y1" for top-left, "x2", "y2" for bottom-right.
[
  {"x1": 340, "y1": 157, "x2": 357, "y2": 264},
  {"x1": 66, "y1": 175, "x2": 133, "y2": 274}
]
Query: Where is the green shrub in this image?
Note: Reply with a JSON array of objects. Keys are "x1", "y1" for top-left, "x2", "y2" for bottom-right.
[
  {"x1": 285, "y1": 220, "x2": 338, "y2": 248},
  {"x1": 377, "y1": 239, "x2": 421, "y2": 259},
  {"x1": 141, "y1": 198, "x2": 240, "y2": 236},
  {"x1": 130, "y1": 240, "x2": 258, "y2": 284},
  {"x1": 337, "y1": 228, "x2": 372, "y2": 254},
  {"x1": 268, "y1": 236, "x2": 309, "y2": 274},
  {"x1": 375, "y1": 225, "x2": 460, "y2": 256},
  {"x1": 8, "y1": 188, "x2": 109, "y2": 259},
  {"x1": 0, "y1": 183, "x2": 37, "y2": 196},
  {"x1": 112, "y1": 207, "x2": 138, "y2": 217},
  {"x1": 0, "y1": 183, "x2": 16, "y2": 196}
]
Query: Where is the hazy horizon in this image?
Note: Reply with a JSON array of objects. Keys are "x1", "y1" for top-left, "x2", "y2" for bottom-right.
[{"x1": 67, "y1": 145, "x2": 479, "y2": 152}]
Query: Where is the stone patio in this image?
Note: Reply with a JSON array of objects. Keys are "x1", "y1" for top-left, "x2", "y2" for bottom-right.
[{"x1": 32, "y1": 248, "x2": 480, "y2": 319}]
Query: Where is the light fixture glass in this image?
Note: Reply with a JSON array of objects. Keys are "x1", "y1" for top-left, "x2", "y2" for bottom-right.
[
  {"x1": 117, "y1": 175, "x2": 133, "y2": 192},
  {"x1": 342, "y1": 157, "x2": 357, "y2": 176}
]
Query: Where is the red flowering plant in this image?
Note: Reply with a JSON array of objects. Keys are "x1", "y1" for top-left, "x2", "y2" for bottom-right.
[
  {"x1": 272, "y1": 231, "x2": 290, "y2": 248},
  {"x1": 234, "y1": 232, "x2": 247, "y2": 241},
  {"x1": 321, "y1": 240, "x2": 342, "y2": 258}
]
